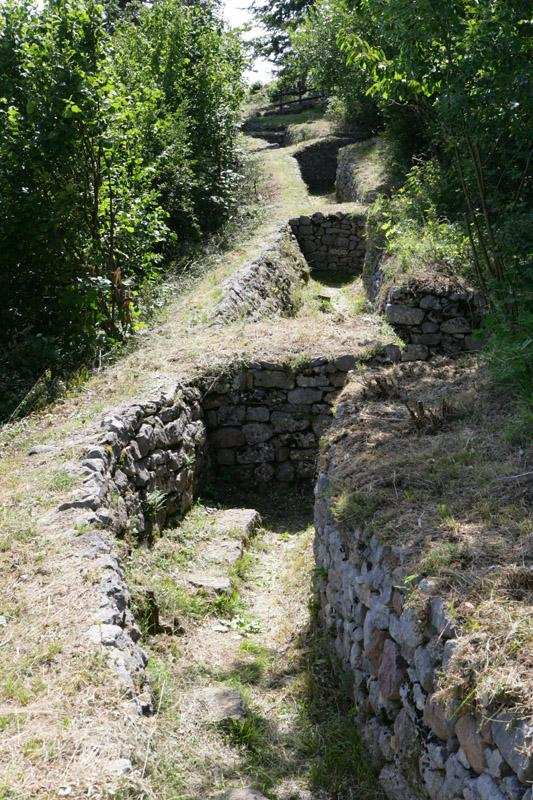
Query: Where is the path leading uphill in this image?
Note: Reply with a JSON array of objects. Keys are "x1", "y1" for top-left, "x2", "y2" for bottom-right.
[{"x1": 0, "y1": 133, "x2": 384, "y2": 799}]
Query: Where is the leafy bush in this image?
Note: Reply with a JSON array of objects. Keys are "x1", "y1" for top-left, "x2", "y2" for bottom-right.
[
  {"x1": 292, "y1": 0, "x2": 532, "y2": 403},
  {"x1": 0, "y1": 0, "x2": 245, "y2": 420},
  {"x1": 368, "y1": 160, "x2": 471, "y2": 283}
]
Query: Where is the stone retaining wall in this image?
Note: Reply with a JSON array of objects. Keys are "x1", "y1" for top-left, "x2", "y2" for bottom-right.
[
  {"x1": 314, "y1": 473, "x2": 531, "y2": 800},
  {"x1": 336, "y1": 137, "x2": 389, "y2": 203},
  {"x1": 293, "y1": 137, "x2": 354, "y2": 194},
  {"x1": 61, "y1": 383, "x2": 209, "y2": 711},
  {"x1": 289, "y1": 211, "x2": 366, "y2": 278},
  {"x1": 212, "y1": 225, "x2": 309, "y2": 323},
  {"x1": 200, "y1": 356, "x2": 357, "y2": 485},
  {"x1": 382, "y1": 281, "x2": 485, "y2": 358}
]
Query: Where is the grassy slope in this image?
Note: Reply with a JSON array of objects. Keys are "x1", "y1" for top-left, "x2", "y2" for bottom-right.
[
  {"x1": 0, "y1": 134, "x2": 386, "y2": 799},
  {"x1": 325, "y1": 360, "x2": 532, "y2": 720}
]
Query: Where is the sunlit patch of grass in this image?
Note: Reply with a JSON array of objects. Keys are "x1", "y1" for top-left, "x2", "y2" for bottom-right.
[
  {"x1": 0, "y1": 643, "x2": 64, "y2": 706},
  {"x1": 331, "y1": 489, "x2": 382, "y2": 529},
  {"x1": 0, "y1": 510, "x2": 35, "y2": 553},
  {"x1": 46, "y1": 469, "x2": 77, "y2": 493},
  {"x1": 419, "y1": 542, "x2": 462, "y2": 575}
]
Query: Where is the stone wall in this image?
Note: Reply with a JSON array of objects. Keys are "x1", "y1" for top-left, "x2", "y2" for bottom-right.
[
  {"x1": 61, "y1": 353, "x2": 361, "y2": 708},
  {"x1": 336, "y1": 137, "x2": 390, "y2": 204},
  {"x1": 200, "y1": 356, "x2": 358, "y2": 485},
  {"x1": 289, "y1": 211, "x2": 366, "y2": 278},
  {"x1": 382, "y1": 281, "x2": 485, "y2": 358},
  {"x1": 314, "y1": 472, "x2": 531, "y2": 800},
  {"x1": 293, "y1": 137, "x2": 354, "y2": 194},
  {"x1": 212, "y1": 225, "x2": 309, "y2": 323},
  {"x1": 61, "y1": 383, "x2": 209, "y2": 712}
]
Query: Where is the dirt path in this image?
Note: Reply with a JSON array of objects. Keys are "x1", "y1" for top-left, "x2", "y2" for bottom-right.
[
  {"x1": 128, "y1": 487, "x2": 381, "y2": 800},
  {"x1": 0, "y1": 134, "x2": 383, "y2": 799}
]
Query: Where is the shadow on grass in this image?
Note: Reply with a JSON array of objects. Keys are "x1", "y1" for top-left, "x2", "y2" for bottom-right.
[
  {"x1": 201, "y1": 481, "x2": 315, "y2": 537},
  {"x1": 211, "y1": 614, "x2": 383, "y2": 800},
  {"x1": 310, "y1": 269, "x2": 361, "y2": 289},
  {"x1": 193, "y1": 483, "x2": 383, "y2": 799}
]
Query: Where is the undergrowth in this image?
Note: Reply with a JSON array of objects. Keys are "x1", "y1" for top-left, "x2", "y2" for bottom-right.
[{"x1": 0, "y1": 141, "x2": 265, "y2": 425}]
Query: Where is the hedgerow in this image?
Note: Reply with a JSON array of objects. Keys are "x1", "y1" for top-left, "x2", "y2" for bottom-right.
[
  {"x1": 292, "y1": 0, "x2": 532, "y2": 413},
  {"x1": 0, "y1": 0, "x2": 245, "y2": 420}
]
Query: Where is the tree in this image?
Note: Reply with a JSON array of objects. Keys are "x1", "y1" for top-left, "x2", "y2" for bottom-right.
[
  {"x1": 252, "y1": 0, "x2": 313, "y2": 65},
  {"x1": 0, "y1": 0, "x2": 246, "y2": 419}
]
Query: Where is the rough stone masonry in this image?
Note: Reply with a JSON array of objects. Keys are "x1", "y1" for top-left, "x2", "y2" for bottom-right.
[
  {"x1": 314, "y1": 428, "x2": 532, "y2": 800},
  {"x1": 289, "y1": 210, "x2": 366, "y2": 278}
]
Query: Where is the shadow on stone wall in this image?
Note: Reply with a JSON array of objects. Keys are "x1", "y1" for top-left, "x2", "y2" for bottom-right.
[{"x1": 293, "y1": 138, "x2": 354, "y2": 195}]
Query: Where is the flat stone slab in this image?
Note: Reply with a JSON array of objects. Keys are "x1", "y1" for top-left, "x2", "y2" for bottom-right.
[
  {"x1": 215, "y1": 508, "x2": 261, "y2": 539},
  {"x1": 224, "y1": 789, "x2": 268, "y2": 800},
  {"x1": 197, "y1": 687, "x2": 246, "y2": 724},
  {"x1": 203, "y1": 538, "x2": 244, "y2": 566},
  {"x1": 186, "y1": 573, "x2": 232, "y2": 595}
]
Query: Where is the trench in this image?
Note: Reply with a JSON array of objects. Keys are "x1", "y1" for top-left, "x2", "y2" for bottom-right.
[
  {"x1": 292, "y1": 138, "x2": 355, "y2": 194},
  {"x1": 97, "y1": 139, "x2": 386, "y2": 797},
  {"x1": 109, "y1": 311, "x2": 380, "y2": 796},
  {"x1": 124, "y1": 468, "x2": 384, "y2": 799},
  {"x1": 72, "y1": 127, "x2": 519, "y2": 799}
]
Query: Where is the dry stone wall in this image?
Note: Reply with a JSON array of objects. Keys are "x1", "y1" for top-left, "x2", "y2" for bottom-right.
[
  {"x1": 61, "y1": 357, "x2": 357, "y2": 710},
  {"x1": 57, "y1": 135, "x2": 498, "y2": 775},
  {"x1": 289, "y1": 211, "x2": 366, "y2": 278},
  {"x1": 61, "y1": 383, "x2": 209, "y2": 713},
  {"x1": 314, "y1": 471, "x2": 531, "y2": 800},
  {"x1": 200, "y1": 356, "x2": 358, "y2": 485},
  {"x1": 212, "y1": 225, "x2": 309, "y2": 323},
  {"x1": 382, "y1": 282, "x2": 485, "y2": 358}
]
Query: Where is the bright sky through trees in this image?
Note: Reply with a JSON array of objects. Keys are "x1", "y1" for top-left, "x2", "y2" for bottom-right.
[{"x1": 222, "y1": 0, "x2": 273, "y2": 82}]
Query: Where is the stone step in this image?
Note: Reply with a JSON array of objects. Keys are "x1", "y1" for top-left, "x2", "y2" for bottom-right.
[
  {"x1": 195, "y1": 686, "x2": 247, "y2": 724},
  {"x1": 185, "y1": 508, "x2": 260, "y2": 595},
  {"x1": 202, "y1": 538, "x2": 244, "y2": 566},
  {"x1": 213, "y1": 508, "x2": 261, "y2": 540}
]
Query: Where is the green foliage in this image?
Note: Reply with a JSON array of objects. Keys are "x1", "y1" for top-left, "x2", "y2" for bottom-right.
[
  {"x1": 293, "y1": 0, "x2": 532, "y2": 403},
  {"x1": 292, "y1": 0, "x2": 380, "y2": 135},
  {"x1": 483, "y1": 308, "x2": 533, "y2": 435},
  {"x1": 252, "y1": 0, "x2": 312, "y2": 65},
  {"x1": 369, "y1": 160, "x2": 471, "y2": 281},
  {"x1": 0, "y1": 0, "x2": 245, "y2": 420},
  {"x1": 331, "y1": 489, "x2": 381, "y2": 528}
]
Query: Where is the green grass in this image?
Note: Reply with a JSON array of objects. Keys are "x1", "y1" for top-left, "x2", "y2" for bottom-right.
[
  {"x1": 331, "y1": 489, "x2": 382, "y2": 529},
  {"x1": 0, "y1": 512, "x2": 35, "y2": 553},
  {"x1": 246, "y1": 107, "x2": 325, "y2": 131},
  {"x1": 418, "y1": 541, "x2": 463, "y2": 575},
  {"x1": 46, "y1": 469, "x2": 77, "y2": 493},
  {"x1": 293, "y1": 622, "x2": 384, "y2": 800}
]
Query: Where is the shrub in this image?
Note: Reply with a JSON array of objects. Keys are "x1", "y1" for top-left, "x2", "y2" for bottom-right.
[{"x1": 0, "y1": 0, "x2": 245, "y2": 420}]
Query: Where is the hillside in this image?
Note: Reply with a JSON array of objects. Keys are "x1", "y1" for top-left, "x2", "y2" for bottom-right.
[{"x1": 0, "y1": 92, "x2": 530, "y2": 800}]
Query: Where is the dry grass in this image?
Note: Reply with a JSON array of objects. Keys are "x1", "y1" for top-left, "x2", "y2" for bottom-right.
[
  {"x1": 322, "y1": 359, "x2": 532, "y2": 717},
  {"x1": 0, "y1": 132, "x2": 386, "y2": 798}
]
